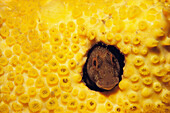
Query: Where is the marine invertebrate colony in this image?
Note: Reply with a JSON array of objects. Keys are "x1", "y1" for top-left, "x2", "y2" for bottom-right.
[{"x1": 0, "y1": 0, "x2": 169, "y2": 113}]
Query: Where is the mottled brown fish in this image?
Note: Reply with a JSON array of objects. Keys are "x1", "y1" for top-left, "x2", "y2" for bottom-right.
[{"x1": 86, "y1": 46, "x2": 121, "y2": 90}]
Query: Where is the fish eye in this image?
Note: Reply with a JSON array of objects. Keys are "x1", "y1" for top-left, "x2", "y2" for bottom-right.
[{"x1": 93, "y1": 58, "x2": 97, "y2": 66}]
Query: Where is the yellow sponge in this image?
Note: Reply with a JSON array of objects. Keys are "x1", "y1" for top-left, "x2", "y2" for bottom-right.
[{"x1": 0, "y1": 0, "x2": 170, "y2": 113}]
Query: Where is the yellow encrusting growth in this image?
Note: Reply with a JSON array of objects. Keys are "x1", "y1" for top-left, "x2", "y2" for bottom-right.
[
  {"x1": 0, "y1": 0, "x2": 169, "y2": 113},
  {"x1": 29, "y1": 100, "x2": 42, "y2": 112}
]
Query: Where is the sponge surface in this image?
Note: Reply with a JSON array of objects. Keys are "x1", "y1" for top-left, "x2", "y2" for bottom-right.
[{"x1": 0, "y1": 0, "x2": 170, "y2": 113}]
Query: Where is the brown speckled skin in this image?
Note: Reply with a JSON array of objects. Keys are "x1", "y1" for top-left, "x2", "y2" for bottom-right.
[{"x1": 87, "y1": 46, "x2": 120, "y2": 90}]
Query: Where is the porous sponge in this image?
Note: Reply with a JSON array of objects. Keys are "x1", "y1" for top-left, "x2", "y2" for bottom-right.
[{"x1": 0, "y1": 0, "x2": 170, "y2": 113}]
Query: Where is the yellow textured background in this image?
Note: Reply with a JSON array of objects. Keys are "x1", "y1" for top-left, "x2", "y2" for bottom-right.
[{"x1": 0, "y1": 0, "x2": 170, "y2": 113}]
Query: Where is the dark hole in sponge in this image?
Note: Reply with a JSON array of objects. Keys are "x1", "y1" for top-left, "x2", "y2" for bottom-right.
[{"x1": 82, "y1": 42, "x2": 125, "y2": 92}]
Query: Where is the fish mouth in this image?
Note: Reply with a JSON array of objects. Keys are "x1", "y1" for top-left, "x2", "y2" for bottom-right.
[{"x1": 96, "y1": 77, "x2": 119, "y2": 90}]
